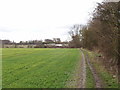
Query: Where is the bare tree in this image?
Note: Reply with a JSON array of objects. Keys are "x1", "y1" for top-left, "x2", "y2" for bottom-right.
[{"x1": 68, "y1": 24, "x2": 82, "y2": 48}]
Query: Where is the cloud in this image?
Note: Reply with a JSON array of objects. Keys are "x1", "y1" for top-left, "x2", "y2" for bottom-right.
[
  {"x1": 0, "y1": 0, "x2": 103, "y2": 42},
  {"x1": 0, "y1": 28, "x2": 12, "y2": 32}
]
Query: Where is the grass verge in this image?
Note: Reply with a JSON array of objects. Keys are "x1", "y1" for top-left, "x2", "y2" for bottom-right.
[
  {"x1": 82, "y1": 49, "x2": 95, "y2": 88},
  {"x1": 85, "y1": 64, "x2": 95, "y2": 88},
  {"x1": 85, "y1": 49, "x2": 118, "y2": 88}
]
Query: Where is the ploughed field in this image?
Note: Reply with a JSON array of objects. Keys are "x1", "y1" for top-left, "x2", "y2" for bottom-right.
[{"x1": 2, "y1": 48, "x2": 81, "y2": 88}]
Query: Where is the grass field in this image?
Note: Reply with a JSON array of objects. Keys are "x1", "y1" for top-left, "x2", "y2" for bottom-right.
[{"x1": 2, "y1": 48, "x2": 81, "y2": 88}]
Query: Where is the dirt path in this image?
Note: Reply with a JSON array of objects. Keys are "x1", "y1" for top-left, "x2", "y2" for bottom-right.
[
  {"x1": 85, "y1": 54, "x2": 103, "y2": 88},
  {"x1": 77, "y1": 51, "x2": 86, "y2": 88},
  {"x1": 67, "y1": 50, "x2": 103, "y2": 88}
]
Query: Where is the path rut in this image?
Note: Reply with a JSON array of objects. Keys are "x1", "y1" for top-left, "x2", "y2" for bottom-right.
[
  {"x1": 67, "y1": 49, "x2": 103, "y2": 88},
  {"x1": 86, "y1": 53, "x2": 103, "y2": 88},
  {"x1": 77, "y1": 51, "x2": 86, "y2": 88}
]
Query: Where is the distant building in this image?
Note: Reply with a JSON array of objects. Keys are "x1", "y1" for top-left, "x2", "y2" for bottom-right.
[
  {"x1": 45, "y1": 39, "x2": 54, "y2": 44},
  {"x1": 53, "y1": 38, "x2": 61, "y2": 43},
  {"x1": 45, "y1": 43, "x2": 68, "y2": 48},
  {"x1": 2, "y1": 40, "x2": 11, "y2": 44},
  {"x1": 1, "y1": 39, "x2": 69, "y2": 48}
]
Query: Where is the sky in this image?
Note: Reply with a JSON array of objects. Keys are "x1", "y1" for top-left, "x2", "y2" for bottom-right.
[{"x1": 0, "y1": 0, "x2": 103, "y2": 42}]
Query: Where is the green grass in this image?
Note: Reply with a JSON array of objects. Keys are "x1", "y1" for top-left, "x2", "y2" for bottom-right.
[
  {"x1": 85, "y1": 65, "x2": 95, "y2": 88},
  {"x1": 85, "y1": 50, "x2": 118, "y2": 88},
  {"x1": 65, "y1": 53, "x2": 82, "y2": 88},
  {"x1": 81, "y1": 49, "x2": 95, "y2": 88},
  {"x1": 2, "y1": 48, "x2": 81, "y2": 88}
]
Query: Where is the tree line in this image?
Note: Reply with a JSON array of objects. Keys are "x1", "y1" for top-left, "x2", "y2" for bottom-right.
[{"x1": 69, "y1": 1, "x2": 119, "y2": 67}]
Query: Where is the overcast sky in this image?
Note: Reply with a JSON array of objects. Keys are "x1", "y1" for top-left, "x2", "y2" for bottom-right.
[{"x1": 0, "y1": 0, "x2": 103, "y2": 42}]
